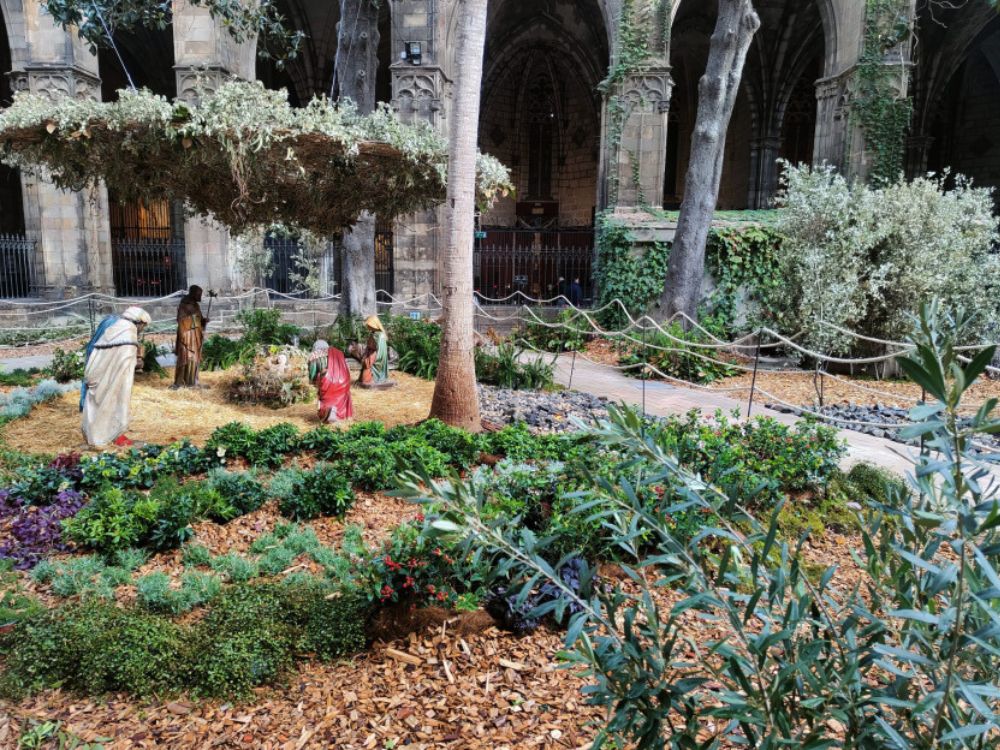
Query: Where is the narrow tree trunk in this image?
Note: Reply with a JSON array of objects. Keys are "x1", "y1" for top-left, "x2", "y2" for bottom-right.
[
  {"x1": 659, "y1": 0, "x2": 760, "y2": 322},
  {"x1": 429, "y1": 0, "x2": 487, "y2": 431},
  {"x1": 333, "y1": 0, "x2": 379, "y2": 317},
  {"x1": 340, "y1": 210, "x2": 377, "y2": 314}
]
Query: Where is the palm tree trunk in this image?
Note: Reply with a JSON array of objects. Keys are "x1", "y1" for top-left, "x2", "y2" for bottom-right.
[
  {"x1": 429, "y1": 0, "x2": 488, "y2": 430},
  {"x1": 659, "y1": 0, "x2": 760, "y2": 323}
]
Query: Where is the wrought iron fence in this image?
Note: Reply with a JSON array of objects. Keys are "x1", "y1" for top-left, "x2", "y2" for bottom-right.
[
  {"x1": 0, "y1": 234, "x2": 37, "y2": 298},
  {"x1": 474, "y1": 228, "x2": 594, "y2": 304},
  {"x1": 265, "y1": 236, "x2": 339, "y2": 297},
  {"x1": 111, "y1": 238, "x2": 186, "y2": 297},
  {"x1": 375, "y1": 223, "x2": 394, "y2": 301},
  {"x1": 265, "y1": 222, "x2": 395, "y2": 299}
]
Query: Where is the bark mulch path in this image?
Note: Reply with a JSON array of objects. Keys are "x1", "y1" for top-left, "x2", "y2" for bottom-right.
[{"x1": 3, "y1": 625, "x2": 605, "y2": 750}]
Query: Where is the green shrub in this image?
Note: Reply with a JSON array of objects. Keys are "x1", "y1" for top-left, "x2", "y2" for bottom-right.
[
  {"x1": 404, "y1": 418, "x2": 485, "y2": 468},
  {"x1": 475, "y1": 343, "x2": 555, "y2": 390},
  {"x1": 206, "y1": 469, "x2": 267, "y2": 515},
  {"x1": 46, "y1": 347, "x2": 84, "y2": 383},
  {"x1": 205, "y1": 421, "x2": 257, "y2": 462},
  {"x1": 62, "y1": 485, "x2": 158, "y2": 555},
  {"x1": 0, "y1": 368, "x2": 40, "y2": 387},
  {"x1": 485, "y1": 422, "x2": 540, "y2": 461},
  {"x1": 334, "y1": 436, "x2": 398, "y2": 491},
  {"x1": 237, "y1": 308, "x2": 300, "y2": 347},
  {"x1": 618, "y1": 322, "x2": 738, "y2": 384},
  {"x1": 1, "y1": 578, "x2": 366, "y2": 700},
  {"x1": 185, "y1": 597, "x2": 286, "y2": 698},
  {"x1": 845, "y1": 462, "x2": 908, "y2": 505},
  {"x1": 0, "y1": 601, "x2": 184, "y2": 699},
  {"x1": 278, "y1": 464, "x2": 354, "y2": 520},
  {"x1": 206, "y1": 421, "x2": 299, "y2": 467},
  {"x1": 517, "y1": 309, "x2": 587, "y2": 352},
  {"x1": 386, "y1": 316, "x2": 442, "y2": 379}
]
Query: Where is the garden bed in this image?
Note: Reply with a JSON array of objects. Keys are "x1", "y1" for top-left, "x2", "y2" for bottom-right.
[{"x1": 0, "y1": 392, "x2": 918, "y2": 748}]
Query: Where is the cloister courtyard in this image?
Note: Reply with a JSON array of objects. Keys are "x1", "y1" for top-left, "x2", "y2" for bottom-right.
[{"x1": 1, "y1": 0, "x2": 1000, "y2": 748}]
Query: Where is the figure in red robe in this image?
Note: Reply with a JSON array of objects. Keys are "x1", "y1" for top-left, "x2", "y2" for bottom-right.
[{"x1": 308, "y1": 340, "x2": 353, "y2": 422}]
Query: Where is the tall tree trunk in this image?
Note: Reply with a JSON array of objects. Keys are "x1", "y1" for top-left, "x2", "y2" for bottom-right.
[
  {"x1": 429, "y1": 0, "x2": 487, "y2": 431},
  {"x1": 659, "y1": 0, "x2": 760, "y2": 322},
  {"x1": 333, "y1": 0, "x2": 379, "y2": 317}
]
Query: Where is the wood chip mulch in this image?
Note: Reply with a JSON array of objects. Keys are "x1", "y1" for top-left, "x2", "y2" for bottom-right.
[
  {"x1": 3, "y1": 624, "x2": 607, "y2": 750},
  {"x1": 708, "y1": 370, "x2": 1000, "y2": 414}
]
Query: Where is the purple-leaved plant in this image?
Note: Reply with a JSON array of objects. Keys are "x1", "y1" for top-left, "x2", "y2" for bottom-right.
[{"x1": 0, "y1": 488, "x2": 86, "y2": 569}]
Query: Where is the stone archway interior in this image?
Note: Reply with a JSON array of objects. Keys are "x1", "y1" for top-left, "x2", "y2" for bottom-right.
[
  {"x1": 926, "y1": 17, "x2": 1000, "y2": 210},
  {"x1": 478, "y1": 0, "x2": 608, "y2": 229},
  {"x1": 668, "y1": 0, "x2": 826, "y2": 210}
]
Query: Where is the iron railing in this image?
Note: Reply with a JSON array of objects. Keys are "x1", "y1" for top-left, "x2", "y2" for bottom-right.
[
  {"x1": 265, "y1": 222, "x2": 395, "y2": 299},
  {"x1": 474, "y1": 228, "x2": 594, "y2": 304},
  {"x1": 374, "y1": 224, "x2": 394, "y2": 301},
  {"x1": 111, "y1": 238, "x2": 186, "y2": 297},
  {"x1": 0, "y1": 234, "x2": 37, "y2": 298},
  {"x1": 265, "y1": 236, "x2": 340, "y2": 297}
]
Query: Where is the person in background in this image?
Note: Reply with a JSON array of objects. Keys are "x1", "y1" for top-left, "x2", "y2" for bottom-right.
[
  {"x1": 569, "y1": 277, "x2": 583, "y2": 307},
  {"x1": 80, "y1": 306, "x2": 151, "y2": 447},
  {"x1": 173, "y1": 285, "x2": 209, "y2": 388},
  {"x1": 308, "y1": 340, "x2": 354, "y2": 422},
  {"x1": 555, "y1": 276, "x2": 567, "y2": 305}
]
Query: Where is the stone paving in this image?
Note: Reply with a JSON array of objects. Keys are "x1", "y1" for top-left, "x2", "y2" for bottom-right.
[{"x1": 546, "y1": 353, "x2": 919, "y2": 477}]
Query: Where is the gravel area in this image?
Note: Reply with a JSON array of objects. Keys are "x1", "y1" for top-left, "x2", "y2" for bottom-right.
[
  {"x1": 769, "y1": 401, "x2": 1000, "y2": 454},
  {"x1": 479, "y1": 385, "x2": 609, "y2": 432}
]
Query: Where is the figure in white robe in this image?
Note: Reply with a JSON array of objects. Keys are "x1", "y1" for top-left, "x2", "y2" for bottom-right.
[{"x1": 80, "y1": 306, "x2": 151, "y2": 447}]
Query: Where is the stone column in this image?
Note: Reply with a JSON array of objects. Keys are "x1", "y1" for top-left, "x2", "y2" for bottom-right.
[
  {"x1": 747, "y1": 135, "x2": 782, "y2": 209},
  {"x1": 388, "y1": 0, "x2": 450, "y2": 299},
  {"x1": 9, "y1": 3, "x2": 114, "y2": 297},
  {"x1": 601, "y1": 68, "x2": 673, "y2": 211},
  {"x1": 813, "y1": 72, "x2": 852, "y2": 171},
  {"x1": 171, "y1": 0, "x2": 257, "y2": 293}
]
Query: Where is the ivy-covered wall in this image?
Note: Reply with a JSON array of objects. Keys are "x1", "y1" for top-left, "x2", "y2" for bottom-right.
[
  {"x1": 852, "y1": 0, "x2": 914, "y2": 184},
  {"x1": 593, "y1": 212, "x2": 783, "y2": 330}
]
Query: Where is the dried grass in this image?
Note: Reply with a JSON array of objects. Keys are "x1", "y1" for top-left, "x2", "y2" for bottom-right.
[{"x1": 2, "y1": 367, "x2": 435, "y2": 454}]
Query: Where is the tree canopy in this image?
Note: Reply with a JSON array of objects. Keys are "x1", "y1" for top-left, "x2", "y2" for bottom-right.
[{"x1": 0, "y1": 80, "x2": 511, "y2": 237}]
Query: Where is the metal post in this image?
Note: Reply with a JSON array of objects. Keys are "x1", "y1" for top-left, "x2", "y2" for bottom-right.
[
  {"x1": 568, "y1": 348, "x2": 577, "y2": 390},
  {"x1": 920, "y1": 386, "x2": 927, "y2": 458},
  {"x1": 747, "y1": 331, "x2": 762, "y2": 419},
  {"x1": 641, "y1": 318, "x2": 647, "y2": 419},
  {"x1": 88, "y1": 298, "x2": 95, "y2": 336}
]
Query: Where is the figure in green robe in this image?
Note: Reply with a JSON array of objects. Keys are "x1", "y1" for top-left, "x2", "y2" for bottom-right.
[{"x1": 361, "y1": 315, "x2": 390, "y2": 385}]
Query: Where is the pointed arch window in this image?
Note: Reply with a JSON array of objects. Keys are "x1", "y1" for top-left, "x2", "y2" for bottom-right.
[{"x1": 526, "y1": 77, "x2": 556, "y2": 199}]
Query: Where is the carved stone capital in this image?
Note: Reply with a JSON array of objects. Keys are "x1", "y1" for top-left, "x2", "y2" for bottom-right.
[
  {"x1": 390, "y1": 64, "x2": 449, "y2": 125},
  {"x1": 10, "y1": 66, "x2": 101, "y2": 101},
  {"x1": 620, "y1": 68, "x2": 674, "y2": 110},
  {"x1": 174, "y1": 66, "x2": 230, "y2": 104}
]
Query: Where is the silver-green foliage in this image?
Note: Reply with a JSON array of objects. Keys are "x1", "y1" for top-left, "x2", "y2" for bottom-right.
[
  {"x1": 775, "y1": 164, "x2": 1000, "y2": 354},
  {"x1": 405, "y1": 303, "x2": 1000, "y2": 749},
  {"x1": 0, "y1": 81, "x2": 512, "y2": 237}
]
